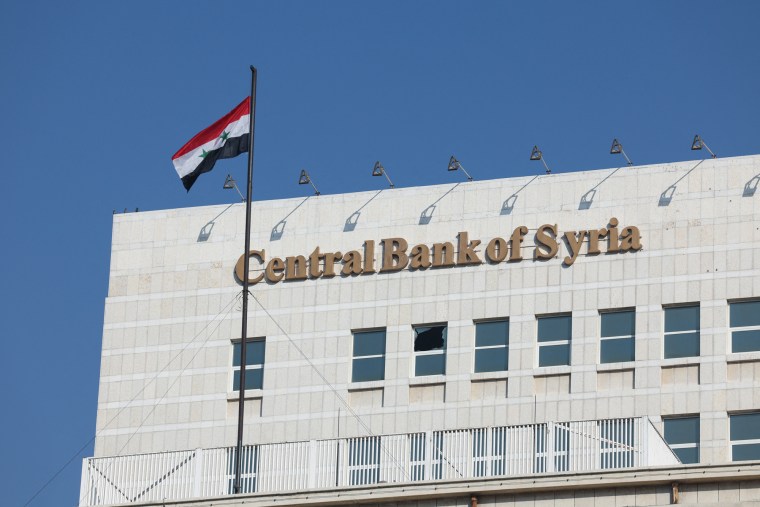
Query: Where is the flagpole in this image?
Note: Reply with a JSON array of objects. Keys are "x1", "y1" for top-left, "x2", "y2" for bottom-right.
[{"x1": 234, "y1": 65, "x2": 257, "y2": 495}]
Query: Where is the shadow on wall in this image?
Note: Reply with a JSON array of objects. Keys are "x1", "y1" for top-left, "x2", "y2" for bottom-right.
[
  {"x1": 658, "y1": 159, "x2": 704, "y2": 207},
  {"x1": 419, "y1": 183, "x2": 461, "y2": 225},
  {"x1": 501, "y1": 175, "x2": 539, "y2": 215},
  {"x1": 270, "y1": 196, "x2": 311, "y2": 241},
  {"x1": 578, "y1": 167, "x2": 624, "y2": 211},
  {"x1": 744, "y1": 174, "x2": 760, "y2": 197},
  {"x1": 197, "y1": 203, "x2": 236, "y2": 242},
  {"x1": 344, "y1": 190, "x2": 383, "y2": 232}
]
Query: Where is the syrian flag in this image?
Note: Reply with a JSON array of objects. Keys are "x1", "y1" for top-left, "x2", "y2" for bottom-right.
[{"x1": 172, "y1": 97, "x2": 250, "y2": 191}]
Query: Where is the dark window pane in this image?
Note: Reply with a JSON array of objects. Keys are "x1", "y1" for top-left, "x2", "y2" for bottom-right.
[
  {"x1": 475, "y1": 321, "x2": 509, "y2": 347},
  {"x1": 474, "y1": 348, "x2": 508, "y2": 372},
  {"x1": 733, "y1": 443, "x2": 760, "y2": 461},
  {"x1": 664, "y1": 417, "x2": 700, "y2": 445},
  {"x1": 665, "y1": 306, "x2": 700, "y2": 333},
  {"x1": 352, "y1": 356, "x2": 385, "y2": 382},
  {"x1": 538, "y1": 344, "x2": 570, "y2": 367},
  {"x1": 537, "y1": 315, "x2": 571, "y2": 342},
  {"x1": 354, "y1": 330, "x2": 386, "y2": 357},
  {"x1": 233, "y1": 340, "x2": 265, "y2": 366},
  {"x1": 233, "y1": 367, "x2": 263, "y2": 391},
  {"x1": 664, "y1": 332, "x2": 700, "y2": 358},
  {"x1": 600, "y1": 337, "x2": 634, "y2": 363},
  {"x1": 414, "y1": 326, "x2": 447, "y2": 351},
  {"x1": 732, "y1": 329, "x2": 760, "y2": 353},
  {"x1": 730, "y1": 413, "x2": 760, "y2": 440},
  {"x1": 673, "y1": 447, "x2": 699, "y2": 464},
  {"x1": 730, "y1": 301, "x2": 760, "y2": 328},
  {"x1": 416, "y1": 354, "x2": 446, "y2": 376},
  {"x1": 601, "y1": 311, "x2": 635, "y2": 338}
]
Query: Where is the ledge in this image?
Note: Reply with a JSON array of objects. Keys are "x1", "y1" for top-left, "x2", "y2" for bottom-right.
[
  {"x1": 532, "y1": 365, "x2": 572, "y2": 376},
  {"x1": 596, "y1": 362, "x2": 635, "y2": 372},
  {"x1": 470, "y1": 371, "x2": 510, "y2": 382},
  {"x1": 408, "y1": 375, "x2": 446, "y2": 387},
  {"x1": 347, "y1": 380, "x2": 384, "y2": 391},
  {"x1": 659, "y1": 356, "x2": 702, "y2": 367},
  {"x1": 226, "y1": 390, "x2": 263, "y2": 402},
  {"x1": 727, "y1": 351, "x2": 760, "y2": 363}
]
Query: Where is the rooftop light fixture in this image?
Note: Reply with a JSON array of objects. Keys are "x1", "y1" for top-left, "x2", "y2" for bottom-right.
[
  {"x1": 298, "y1": 169, "x2": 320, "y2": 195},
  {"x1": 372, "y1": 161, "x2": 394, "y2": 188},
  {"x1": 448, "y1": 155, "x2": 473, "y2": 181},
  {"x1": 610, "y1": 138, "x2": 633, "y2": 166},
  {"x1": 691, "y1": 134, "x2": 716, "y2": 159},
  {"x1": 223, "y1": 174, "x2": 244, "y2": 201},
  {"x1": 530, "y1": 145, "x2": 551, "y2": 174}
]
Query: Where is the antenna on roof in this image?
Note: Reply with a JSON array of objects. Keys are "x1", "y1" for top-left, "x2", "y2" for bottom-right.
[
  {"x1": 610, "y1": 138, "x2": 633, "y2": 166},
  {"x1": 530, "y1": 145, "x2": 551, "y2": 174},
  {"x1": 299, "y1": 169, "x2": 320, "y2": 195},
  {"x1": 448, "y1": 155, "x2": 473, "y2": 181}
]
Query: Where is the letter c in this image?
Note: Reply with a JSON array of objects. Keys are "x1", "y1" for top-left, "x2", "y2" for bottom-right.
[{"x1": 235, "y1": 249, "x2": 265, "y2": 284}]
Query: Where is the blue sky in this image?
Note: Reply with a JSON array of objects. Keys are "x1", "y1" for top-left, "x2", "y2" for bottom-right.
[{"x1": 2, "y1": 1, "x2": 759, "y2": 505}]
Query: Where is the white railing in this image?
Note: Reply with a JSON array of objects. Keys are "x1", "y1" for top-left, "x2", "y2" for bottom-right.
[{"x1": 80, "y1": 417, "x2": 679, "y2": 506}]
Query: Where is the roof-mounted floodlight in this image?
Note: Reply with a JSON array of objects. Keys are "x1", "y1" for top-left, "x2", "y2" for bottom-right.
[
  {"x1": 691, "y1": 134, "x2": 716, "y2": 158},
  {"x1": 610, "y1": 138, "x2": 633, "y2": 166},
  {"x1": 298, "y1": 169, "x2": 320, "y2": 195},
  {"x1": 372, "y1": 161, "x2": 394, "y2": 188},
  {"x1": 448, "y1": 155, "x2": 473, "y2": 181},
  {"x1": 530, "y1": 145, "x2": 551, "y2": 174},
  {"x1": 223, "y1": 174, "x2": 244, "y2": 201}
]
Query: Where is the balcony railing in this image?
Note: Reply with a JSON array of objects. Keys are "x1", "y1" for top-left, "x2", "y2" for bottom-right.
[{"x1": 80, "y1": 417, "x2": 679, "y2": 506}]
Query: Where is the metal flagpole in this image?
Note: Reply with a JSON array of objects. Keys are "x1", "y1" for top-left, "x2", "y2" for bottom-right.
[{"x1": 234, "y1": 65, "x2": 257, "y2": 495}]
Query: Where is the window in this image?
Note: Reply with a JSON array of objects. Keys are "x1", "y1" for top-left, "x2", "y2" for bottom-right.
[
  {"x1": 474, "y1": 320, "x2": 509, "y2": 373},
  {"x1": 730, "y1": 300, "x2": 760, "y2": 353},
  {"x1": 664, "y1": 305, "x2": 700, "y2": 359},
  {"x1": 730, "y1": 412, "x2": 760, "y2": 461},
  {"x1": 600, "y1": 310, "x2": 635, "y2": 363},
  {"x1": 663, "y1": 416, "x2": 700, "y2": 464},
  {"x1": 232, "y1": 338, "x2": 265, "y2": 391},
  {"x1": 414, "y1": 324, "x2": 447, "y2": 376},
  {"x1": 352, "y1": 329, "x2": 386, "y2": 382},
  {"x1": 537, "y1": 314, "x2": 571, "y2": 367}
]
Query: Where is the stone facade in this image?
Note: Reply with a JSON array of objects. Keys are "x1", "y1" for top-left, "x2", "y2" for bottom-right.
[{"x1": 96, "y1": 154, "x2": 760, "y2": 477}]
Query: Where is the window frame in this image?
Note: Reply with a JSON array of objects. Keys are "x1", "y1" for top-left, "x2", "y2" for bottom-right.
[
  {"x1": 473, "y1": 319, "x2": 510, "y2": 373},
  {"x1": 536, "y1": 313, "x2": 572, "y2": 368},
  {"x1": 231, "y1": 337, "x2": 266, "y2": 392},
  {"x1": 729, "y1": 299, "x2": 760, "y2": 353},
  {"x1": 729, "y1": 411, "x2": 760, "y2": 462},
  {"x1": 351, "y1": 328, "x2": 387, "y2": 383},
  {"x1": 413, "y1": 323, "x2": 448, "y2": 377},
  {"x1": 600, "y1": 309, "x2": 636, "y2": 364},
  {"x1": 662, "y1": 415, "x2": 700, "y2": 464},
  {"x1": 663, "y1": 304, "x2": 701, "y2": 360}
]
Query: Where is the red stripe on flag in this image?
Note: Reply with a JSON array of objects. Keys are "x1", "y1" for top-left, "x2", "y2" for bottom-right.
[{"x1": 172, "y1": 97, "x2": 250, "y2": 160}]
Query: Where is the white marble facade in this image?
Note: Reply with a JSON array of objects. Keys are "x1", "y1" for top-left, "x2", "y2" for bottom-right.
[{"x1": 95, "y1": 154, "x2": 760, "y2": 468}]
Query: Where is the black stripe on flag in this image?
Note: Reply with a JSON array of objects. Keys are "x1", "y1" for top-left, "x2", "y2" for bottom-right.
[{"x1": 181, "y1": 134, "x2": 250, "y2": 191}]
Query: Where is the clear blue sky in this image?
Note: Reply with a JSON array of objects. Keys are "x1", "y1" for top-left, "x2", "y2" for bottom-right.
[{"x1": 2, "y1": 1, "x2": 759, "y2": 505}]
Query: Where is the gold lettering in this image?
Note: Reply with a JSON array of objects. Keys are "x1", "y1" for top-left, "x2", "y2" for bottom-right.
[
  {"x1": 509, "y1": 226, "x2": 528, "y2": 261},
  {"x1": 265, "y1": 257, "x2": 285, "y2": 282},
  {"x1": 234, "y1": 249, "x2": 266, "y2": 285},
  {"x1": 363, "y1": 240, "x2": 376, "y2": 274},
  {"x1": 431, "y1": 242, "x2": 455, "y2": 268},
  {"x1": 535, "y1": 224, "x2": 558, "y2": 260},
  {"x1": 457, "y1": 231, "x2": 482, "y2": 265},
  {"x1": 341, "y1": 250, "x2": 363, "y2": 276},
  {"x1": 588, "y1": 228, "x2": 608, "y2": 255},
  {"x1": 323, "y1": 251, "x2": 343, "y2": 277},
  {"x1": 309, "y1": 247, "x2": 324, "y2": 278},
  {"x1": 284, "y1": 255, "x2": 307, "y2": 281},
  {"x1": 409, "y1": 244, "x2": 431, "y2": 269},
  {"x1": 380, "y1": 238, "x2": 409, "y2": 272},
  {"x1": 485, "y1": 237, "x2": 508, "y2": 263},
  {"x1": 619, "y1": 226, "x2": 643, "y2": 251},
  {"x1": 608, "y1": 217, "x2": 620, "y2": 253},
  {"x1": 563, "y1": 230, "x2": 587, "y2": 266}
]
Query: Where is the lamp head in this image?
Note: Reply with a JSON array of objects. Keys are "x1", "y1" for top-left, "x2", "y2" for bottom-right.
[
  {"x1": 223, "y1": 174, "x2": 236, "y2": 189},
  {"x1": 298, "y1": 169, "x2": 311, "y2": 185},
  {"x1": 691, "y1": 135, "x2": 704, "y2": 151},
  {"x1": 530, "y1": 145, "x2": 543, "y2": 161},
  {"x1": 448, "y1": 155, "x2": 461, "y2": 172},
  {"x1": 610, "y1": 138, "x2": 623, "y2": 155},
  {"x1": 372, "y1": 161, "x2": 384, "y2": 177}
]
